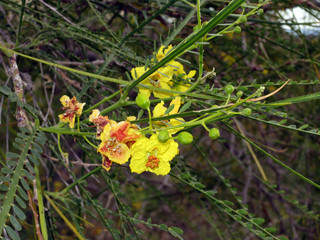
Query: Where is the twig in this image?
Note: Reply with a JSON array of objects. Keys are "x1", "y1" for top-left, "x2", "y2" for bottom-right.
[
  {"x1": 39, "y1": 0, "x2": 76, "y2": 26},
  {"x1": 55, "y1": 59, "x2": 105, "y2": 66},
  {"x1": 57, "y1": 69, "x2": 81, "y2": 90},
  {"x1": 44, "y1": 154, "x2": 101, "y2": 167},
  {"x1": 28, "y1": 190, "x2": 44, "y2": 240}
]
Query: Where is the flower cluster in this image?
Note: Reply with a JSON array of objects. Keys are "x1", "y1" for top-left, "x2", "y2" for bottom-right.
[
  {"x1": 131, "y1": 45, "x2": 196, "y2": 98},
  {"x1": 59, "y1": 95, "x2": 85, "y2": 128},
  {"x1": 88, "y1": 109, "x2": 179, "y2": 175}
]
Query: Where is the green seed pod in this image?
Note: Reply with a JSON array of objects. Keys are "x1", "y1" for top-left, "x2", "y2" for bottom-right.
[
  {"x1": 177, "y1": 132, "x2": 193, "y2": 145},
  {"x1": 135, "y1": 93, "x2": 150, "y2": 109},
  {"x1": 234, "y1": 26, "x2": 241, "y2": 34},
  {"x1": 242, "y1": 108, "x2": 252, "y2": 116},
  {"x1": 225, "y1": 85, "x2": 234, "y2": 95},
  {"x1": 209, "y1": 128, "x2": 220, "y2": 140},
  {"x1": 158, "y1": 130, "x2": 170, "y2": 143}
]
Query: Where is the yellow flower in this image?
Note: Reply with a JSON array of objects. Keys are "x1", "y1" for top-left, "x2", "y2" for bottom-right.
[
  {"x1": 89, "y1": 109, "x2": 110, "y2": 139},
  {"x1": 58, "y1": 95, "x2": 85, "y2": 128},
  {"x1": 152, "y1": 97, "x2": 184, "y2": 134},
  {"x1": 98, "y1": 121, "x2": 141, "y2": 165},
  {"x1": 169, "y1": 61, "x2": 196, "y2": 94},
  {"x1": 131, "y1": 66, "x2": 173, "y2": 99},
  {"x1": 129, "y1": 134, "x2": 179, "y2": 175},
  {"x1": 156, "y1": 45, "x2": 173, "y2": 61}
]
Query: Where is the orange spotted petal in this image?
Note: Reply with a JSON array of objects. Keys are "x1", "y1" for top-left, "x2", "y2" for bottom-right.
[
  {"x1": 110, "y1": 122, "x2": 130, "y2": 142},
  {"x1": 106, "y1": 143, "x2": 131, "y2": 165}
]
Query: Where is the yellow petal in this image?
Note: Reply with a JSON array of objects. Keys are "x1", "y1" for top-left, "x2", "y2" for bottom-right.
[
  {"x1": 170, "y1": 97, "x2": 181, "y2": 115},
  {"x1": 157, "y1": 66, "x2": 173, "y2": 83},
  {"x1": 76, "y1": 103, "x2": 85, "y2": 116},
  {"x1": 106, "y1": 143, "x2": 131, "y2": 164},
  {"x1": 60, "y1": 95, "x2": 70, "y2": 107},
  {"x1": 170, "y1": 61, "x2": 184, "y2": 74},
  {"x1": 153, "y1": 81, "x2": 172, "y2": 99},
  {"x1": 169, "y1": 118, "x2": 185, "y2": 134},
  {"x1": 100, "y1": 124, "x2": 112, "y2": 142},
  {"x1": 126, "y1": 116, "x2": 136, "y2": 122},
  {"x1": 153, "y1": 101, "x2": 166, "y2": 118},
  {"x1": 150, "y1": 134, "x2": 179, "y2": 162},
  {"x1": 139, "y1": 88, "x2": 151, "y2": 98},
  {"x1": 89, "y1": 109, "x2": 100, "y2": 122},
  {"x1": 187, "y1": 70, "x2": 196, "y2": 78},
  {"x1": 131, "y1": 66, "x2": 147, "y2": 80},
  {"x1": 69, "y1": 116, "x2": 76, "y2": 128}
]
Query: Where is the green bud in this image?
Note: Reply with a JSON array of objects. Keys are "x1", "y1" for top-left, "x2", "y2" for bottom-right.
[
  {"x1": 257, "y1": 9, "x2": 264, "y2": 15},
  {"x1": 239, "y1": 16, "x2": 247, "y2": 23},
  {"x1": 158, "y1": 130, "x2": 170, "y2": 143},
  {"x1": 234, "y1": 26, "x2": 241, "y2": 34},
  {"x1": 236, "y1": 91, "x2": 243, "y2": 98},
  {"x1": 225, "y1": 85, "x2": 234, "y2": 95},
  {"x1": 177, "y1": 132, "x2": 193, "y2": 145},
  {"x1": 135, "y1": 93, "x2": 150, "y2": 109},
  {"x1": 209, "y1": 128, "x2": 220, "y2": 140},
  {"x1": 242, "y1": 108, "x2": 252, "y2": 116}
]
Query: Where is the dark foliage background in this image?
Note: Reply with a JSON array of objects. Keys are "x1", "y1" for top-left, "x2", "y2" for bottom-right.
[{"x1": 0, "y1": 0, "x2": 320, "y2": 239}]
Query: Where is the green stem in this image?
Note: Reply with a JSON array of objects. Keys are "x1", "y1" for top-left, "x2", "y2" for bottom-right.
[
  {"x1": 147, "y1": 107, "x2": 153, "y2": 130},
  {"x1": 39, "y1": 127, "x2": 95, "y2": 136},
  {"x1": 83, "y1": 136, "x2": 98, "y2": 149},
  {"x1": 187, "y1": 0, "x2": 204, "y2": 92},
  {"x1": 83, "y1": 90, "x2": 121, "y2": 114},
  {"x1": 77, "y1": 115, "x2": 80, "y2": 132},
  {"x1": 35, "y1": 166, "x2": 48, "y2": 240},
  {"x1": 61, "y1": 167, "x2": 102, "y2": 194}
]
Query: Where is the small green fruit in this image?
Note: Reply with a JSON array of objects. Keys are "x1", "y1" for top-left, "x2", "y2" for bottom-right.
[
  {"x1": 158, "y1": 130, "x2": 170, "y2": 143},
  {"x1": 242, "y1": 108, "x2": 252, "y2": 116},
  {"x1": 209, "y1": 128, "x2": 220, "y2": 140},
  {"x1": 225, "y1": 85, "x2": 234, "y2": 95},
  {"x1": 177, "y1": 132, "x2": 193, "y2": 145},
  {"x1": 135, "y1": 93, "x2": 150, "y2": 109}
]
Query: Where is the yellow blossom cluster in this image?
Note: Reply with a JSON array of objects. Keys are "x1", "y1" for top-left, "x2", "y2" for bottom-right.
[
  {"x1": 58, "y1": 95, "x2": 85, "y2": 128},
  {"x1": 58, "y1": 94, "x2": 182, "y2": 175},
  {"x1": 89, "y1": 110, "x2": 179, "y2": 175},
  {"x1": 131, "y1": 45, "x2": 196, "y2": 98}
]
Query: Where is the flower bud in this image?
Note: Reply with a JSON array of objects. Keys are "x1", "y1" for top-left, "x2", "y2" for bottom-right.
[
  {"x1": 158, "y1": 130, "x2": 170, "y2": 143},
  {"x1": 225, "y1": 85, "x2": 234, "y2": 95},
  {"x1": 242, "y1": 108, "x2": 252, "y2": 116},
  {"x1": 239, "y1": 16, "x2": 247, "y2": 23},
  {"x1": 236, "y1": 91, "x2": 243, "y2": 98},
  {"x1": 135, "y1": 93, "x2": 150, "y2": 109},
  {"x1": 234, "y1": 26, "x2": 241, "y2": 34},
  {"x1": 209, "y1": 128, "x2": 220, "y2": 140},
  {"x1": 177, "y1": 132, "x2": 193, "y2": 145}
]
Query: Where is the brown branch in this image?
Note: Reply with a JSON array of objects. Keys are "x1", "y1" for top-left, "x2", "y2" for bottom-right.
[{"x1": 28, "y1": 190, "x2": 44, "y2": 240}]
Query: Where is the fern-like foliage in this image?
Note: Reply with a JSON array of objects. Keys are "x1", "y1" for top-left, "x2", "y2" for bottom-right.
[{"x1": 0, "y1": 123, "x2": 46, "y2": 239}]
